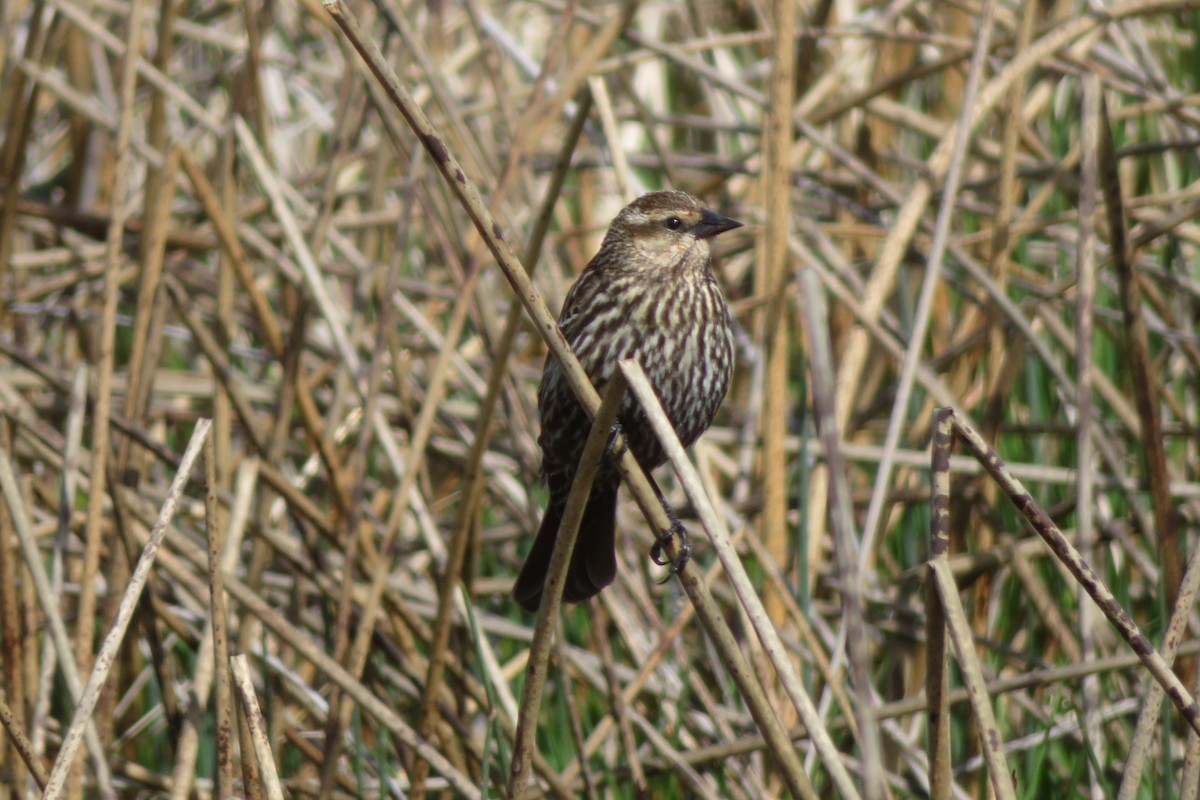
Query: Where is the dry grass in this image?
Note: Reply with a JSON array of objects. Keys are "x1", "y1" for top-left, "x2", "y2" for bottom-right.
[{"x1": 2, "y1": 0, "x2": 1200, "y2": 797}]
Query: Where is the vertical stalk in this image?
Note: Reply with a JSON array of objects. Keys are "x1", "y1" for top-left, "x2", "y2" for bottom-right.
[{"x1": 760, "y1": 0, "x2": 796, "y2": 630}]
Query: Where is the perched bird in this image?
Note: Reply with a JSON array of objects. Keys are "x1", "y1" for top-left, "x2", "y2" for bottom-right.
[{"x1": 512, "y1": 190, "x2": 741, "y2": 612}]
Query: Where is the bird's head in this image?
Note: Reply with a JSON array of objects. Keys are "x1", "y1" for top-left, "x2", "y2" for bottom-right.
[{"x1": 598, "y1": 190, "x2": 742, "y2": 278}]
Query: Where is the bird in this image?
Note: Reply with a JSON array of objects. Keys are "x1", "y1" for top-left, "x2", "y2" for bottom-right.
[{"x1": 512, "y1": 190, "x2": 741, "y2": 612}]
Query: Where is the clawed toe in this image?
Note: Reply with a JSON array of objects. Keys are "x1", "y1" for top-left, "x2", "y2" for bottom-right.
[{"x1": 650, "y1": 521, "x2": 691, "y2": 582}]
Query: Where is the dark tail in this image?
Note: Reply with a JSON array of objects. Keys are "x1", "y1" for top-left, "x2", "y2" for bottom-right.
[{"x1": 512, "y1": 483, "x2": 618, "y2": 612}]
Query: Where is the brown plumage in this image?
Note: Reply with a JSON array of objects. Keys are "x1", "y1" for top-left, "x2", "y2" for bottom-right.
[{"x1": 512, "y1": 190, "x2": 740, "y2": 612}]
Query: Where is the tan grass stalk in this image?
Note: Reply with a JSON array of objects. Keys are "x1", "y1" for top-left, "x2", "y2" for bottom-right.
[
  {"x1": 509, "y1": 372, "x2": 628, "y2": 798},
  {"x1": 0, "y1": 693, "x2": 47, "y2": 790},
  {"x1": 229, "y1": 654, "x2": 286, "y2": 800},
  {"x1": 1076, "y1": 72, "x2": 1105, "y2": 800},
  {"x1": 0, "y1": 450, "x2": 115, "y2": 794},
  {"x1": 1117, "y1": 524, "x2": 1200, "y2": 798},
  {"x1": 587, "y1": 74, "x2": 637, "y2": 200},
  {"x1": 927, "y1": 558, "x2": 1016, "y2": 800},
  {"x1": 168, "y1": 458, "x2": 257, "y2": 800},
  {"x1": 619, "y1": 358, "x2": 846, "y2": 799},
  {"x1": 42, "y1": 419, "x2": 210, "y2": 797},
  {"x1": 1099, "y1": 87, "x2": 1184, "y2": 655},
  {"x1": 760, "y1": 0, "x2": 796, "y2": 672},
  {"x1": 796, "y1": 267, "x2": 884, "y2": 798},
  {"x1": 72, "y1": 4, "x2": 151, "y2": 794}
]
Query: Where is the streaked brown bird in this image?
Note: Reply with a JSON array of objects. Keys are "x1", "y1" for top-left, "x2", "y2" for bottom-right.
[{"x1": 513, "y1": 190, "x2": 740, "y2": 612}]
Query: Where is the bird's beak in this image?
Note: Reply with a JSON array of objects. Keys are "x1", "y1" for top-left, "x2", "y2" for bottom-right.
[{"x1": 694, "y1": 209, "x2": 743, "y2": 239}]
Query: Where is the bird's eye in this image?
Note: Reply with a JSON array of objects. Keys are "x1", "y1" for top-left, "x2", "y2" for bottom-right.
[{"x1": 665, "y1": 217, "x2": 683, "y2": 230}]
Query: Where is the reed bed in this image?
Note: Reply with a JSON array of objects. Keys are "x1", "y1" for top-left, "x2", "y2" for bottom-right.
[{"x1": 2, "y1": 0, "x2": 1200, "y2": 797}]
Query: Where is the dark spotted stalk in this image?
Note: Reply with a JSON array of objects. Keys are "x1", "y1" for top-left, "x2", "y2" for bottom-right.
[{"x1": 932, "y1": 407, "x2": 1200, "y2": 739}]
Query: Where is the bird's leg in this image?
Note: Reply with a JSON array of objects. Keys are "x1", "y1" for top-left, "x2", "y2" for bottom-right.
[
  {"x1": 606, "y1": 428, "x2": 690, "y2": 576},
  {"x1": 647, "y1": 475, "x2": 690, "y2": 578}
]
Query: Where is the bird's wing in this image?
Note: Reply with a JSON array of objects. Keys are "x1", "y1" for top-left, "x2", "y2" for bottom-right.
[{"x1": 555, "y1": 268, "x2": 603, "y2": 343}]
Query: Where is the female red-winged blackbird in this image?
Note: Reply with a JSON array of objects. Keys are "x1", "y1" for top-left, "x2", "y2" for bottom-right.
[{"x1": 512, "y1": 190, "x2": 741, "y2": 612}]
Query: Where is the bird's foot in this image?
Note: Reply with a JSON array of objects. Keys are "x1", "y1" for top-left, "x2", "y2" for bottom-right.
[
  {"x1": 606, "y1": 421, "x2": 629, "y2": 461},
  {"x1": 650, "y1": 518, "x2": 691, "y2": 582}
]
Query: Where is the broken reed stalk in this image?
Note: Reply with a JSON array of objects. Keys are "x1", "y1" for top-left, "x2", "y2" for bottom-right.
[{"x1": 929, "y1": 406, "x2": 1200, "y2": 793}]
